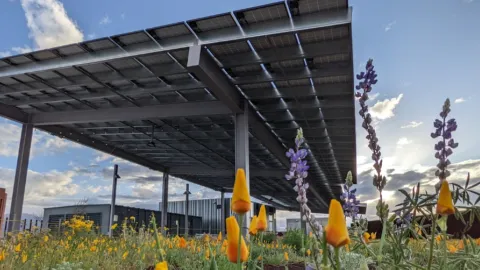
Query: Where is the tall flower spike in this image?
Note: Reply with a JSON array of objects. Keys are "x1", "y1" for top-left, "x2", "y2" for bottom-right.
[
  {"x1": 325, "y1": 199, "x2": 350, "y2": 248},
  {"x1": 231, "y1": 168, "x2": 251, "y2": 214},
  {"x1": 432, "y1": 99, "x2": 458, "y2": 186},
  {"x1": 355, "y1": 59, "x2": 388, "y2": 219},
  {"x1": 257, "y1": 205, "x2": 268, "y2": 232},
  {"x1": 226, "y1": 216, "x2": 249, "y2": 263},
  {"x1": 285, "y1": 128, "x2": 323, "y2": 234},
  {"x1": 437, "y1": 180, "x2": 455, "y2": 215}
]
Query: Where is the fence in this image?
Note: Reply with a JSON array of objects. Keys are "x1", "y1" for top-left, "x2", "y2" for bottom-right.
[{"x1": 2, "y1": 218, "x2": 44, "y2": 236}]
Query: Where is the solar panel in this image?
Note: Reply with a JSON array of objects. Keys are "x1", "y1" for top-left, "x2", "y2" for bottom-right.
[
  {"x1": 298, "y1": 25, "x2": 349, "y2": 43},
  {"x1": 237, "y1": 2, "x2": 288, "y2": 25},
  {"x1": 298, "y1": 0, "x2": 347, "y2": 14},
  {"x1": 151, "y1": 23, "x2": 191, "y2": 39},
  {"x1": 208, "y1": 40, "x2": 250, "y2": 56},
  {"x1": 191, "y1": 14, "x2": 236, "y2": 33},
  {"x1": 115, "y1": 31, "x2": 151, "y2": 45}
]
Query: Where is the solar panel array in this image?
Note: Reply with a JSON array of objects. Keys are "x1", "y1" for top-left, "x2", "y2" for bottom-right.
[{"x1": 0, "y1": 0, "x2": 354, "y2": 212}]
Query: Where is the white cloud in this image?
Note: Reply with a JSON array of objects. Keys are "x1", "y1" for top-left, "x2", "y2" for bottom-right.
[
  {"x1": 454, "y1": 98, "x2": 466, "y2": 104},
  {"x1": 20, "y1": 0, "x2": 84, "y2": 49},
  {"x1": 368, "y1": 93, "x2": 380, "y2": 102},
  {"x1": 94, "y1": 152, "x2": 112, "y2": 163},
  {"x1": 99, "y1": 15, "x2": 111, "y2": 25},
  {"x1": 0, "y1": 51, "x2": 12, "y2": 58},
  {"x1": 370, "y1": 93, "x2": 403, "y2": 120},
  {"x1": 385, "y1": 20, "x2": 396, "y2": 32},
  {"x1": 397, "y1": 137, "x2": 412, "y2": 148},
  {"x1": 87, "y1": 33, "x2": 96, "y2": 40},
  {"x1": 11, "y1": 45, "x2": 33, "y2": 54},
  {"x1": 401, "y1": 121, "x2": 423, "y2": 129},
  {"x1": 357, "y1": 155, "x2": 368, "y2": 165}
]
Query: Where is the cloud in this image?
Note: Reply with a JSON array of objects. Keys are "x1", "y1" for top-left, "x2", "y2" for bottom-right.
[
  {"x1": 11, "y1": 45, "x2": 33, "y2": 54},
  {"x1": 94, "y1": 152, "x2": 113, "y2": 163},
  {"x1": 357, "y1": 156, "x2": 368, "y2": 165},
  {"x1": 369, "y1": 94, "x2": 403, "y2": 120},
  {"x1": 99, "y1": 15, "x2": 111, "y2": 25},
  {"x1": 401, "y1": 121, "x2": 423, "y2": 129},
  {"x1": 20, "y1": 0, "x2": 84, "y2": 49},
  {"x1": 87, "y1": 33, "x2": 96, "y2": 40},
  {"x1": 0, "y1": 51, "x2": 11, "y2": 58},
  {"x1": 355, "y1": 159, "x2": 480, "y2": 218},
  {"x1": 454, "y1": 98, "x2": 466, "y2": 104},
  {"x1": 385, "y1": 20, "x2": 396, "y2": 32}
]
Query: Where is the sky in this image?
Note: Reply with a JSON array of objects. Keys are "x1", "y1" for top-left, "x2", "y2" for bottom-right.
[{"x1": 0, "y1": 0, "x2": 479, "y2": 230}]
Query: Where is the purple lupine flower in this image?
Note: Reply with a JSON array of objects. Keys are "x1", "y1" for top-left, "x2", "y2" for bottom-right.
[
  {"x1": 431, "y1": 99, "x2": 458, "y2": 187},
  {"x1": 341, "y1": 171, "x2": 361, "y2": 221},
  {"x1": 285, "y1": 128, "x2": 322, "y2": 234},
  {"x1": 355, "y1": 59, "x2": 389, "y2": 219}
]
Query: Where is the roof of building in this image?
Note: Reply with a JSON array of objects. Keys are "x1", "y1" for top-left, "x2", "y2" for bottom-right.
[{"x1": 0, "y1": 0, "x2": 355, "y2": 213}]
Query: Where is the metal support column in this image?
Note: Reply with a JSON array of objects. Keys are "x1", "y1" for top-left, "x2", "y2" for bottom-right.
[
  {"x1": 160, "y1": 169, "x2": 169, "y2": 235},
  {"x1": 109, "y1": 164, "x2": 120, "y2": 237},
  {"x1": 235, "y1": 102, "x2": 250, "y2": 233},
  {"x1": 273, "y1": 213, "x2": 277, "y2": 233},
  {"x1": 220, "y1": 189, "x2": 225, "y2": 234},
  {"x1": 8, "y1": 124, "x2": 33, "y2": 232},
  {"x1": 184, "y1": 184, "x2": 191, "y2": 236}
]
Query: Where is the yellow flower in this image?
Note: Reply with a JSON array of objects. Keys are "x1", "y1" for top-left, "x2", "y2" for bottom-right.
[
  {"x1": 284, "y1": 252, "x2": 289, "y2": 261},
  {"x1": 108, "y1": 247, "x2": 113, "y2": 253},
  {"x1": 231, "y1": 168, "x2": 251, "y2": 214},
  {"x1": 370, "y1": 232, "x2": 377, "y2": 240},
  {"x1": 155, "y1": 261, "x2": 168, "y2": 270},
  {"x1": 458, "y1": 240, "x2": 465, "y2": 250},
  {"x1": 325, "y1": 199, "x2": 350, "y2": 248},
  {"x1": 15, "y1": 243, "x2": 21, "y2": 252},
  {"x1": 90, "y1": 246, "x2": 97, "y2": 252},
  {"x1": 363, "y1": 232, "x2": 371, "y2": 243},
  {"x1": 0, "y1": 250, "x2": 6, "y2": 261},
  {"x1": 217, "y1": 231, "x2": 223, "y2": 242},
  {"x1": 205, "y1": 249, "x2": 210, "y2": 260},
  {"x1": 309, "y1": 231, "x2": 313, "y2": 238},
  {"x1": 257, "y1": 205, "x2": 268, "y2": 232},
  {"x1": 22, "y1": 253, "x2": 27, "y2": 263},
  {"x1": 226, "y1": 216, "x2": 249, "y2": 263},
  {"x1": 249, "y1": 215, "x2": 258, "y2": 235},
  {"x1": 257, "y1": 255, "x2": 262, "y2": 261},
  {"x1": 448, "y1": 244, "x2": 458, "y2": 253},
  {"x1": 111, "y1": 223, "x2": 118, "y2": 230},
  {"x1": 197, "y1": 247, "x2": 201, "y2": 253},
  {"x1": 44, "y1": 235, "x2": 49, "y2": 242},
  {"x1": 437, "y1": 180, "x2": 455, "y2": 215},
  {"x1": 178, "y1": 237, "x2": 187, "y2": 248},
  {"x1": 122, "y1": 251, "x2": 128, "y2": 260},
  {"x1": 307, "y1": 249, "x2": 311, "y2": 256}
]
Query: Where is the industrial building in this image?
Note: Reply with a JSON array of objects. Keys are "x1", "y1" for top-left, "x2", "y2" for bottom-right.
[
  {"x1": 43, "y1": 204, "x2": 202, "y2": 235},
  {"x1": 0, "y1": 0, "x2": 357, "y2": 233},
  {"x1": 166, "y1": 198, "x2": 277, "y2": 234}
]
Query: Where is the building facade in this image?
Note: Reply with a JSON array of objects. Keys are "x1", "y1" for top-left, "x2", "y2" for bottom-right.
[
  {"x1": 166, "y1": 198, "x2": 276, "y2": 234},
  {"x1": 43, "y1": 204, "x2": 202, "y2": 235}
]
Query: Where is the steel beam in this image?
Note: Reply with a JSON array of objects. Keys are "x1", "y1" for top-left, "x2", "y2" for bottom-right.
[
  {"x1": 187, "y1": 45, "x2": 242, "y2": 113},
  {"x1": 8, "y1": 124, "x2": 33, "y2": 232},
  {"x1": 184, "y1": 184, "x2": 191, "y2": 236},
  {"x1": 0, "y1": 8, "x2": 351, "y2": 79},
  {"x1": 243, "y1": 83, "x2": 352, "y2": 100},
  {"x1": 160, "y1": 169, "x2": 169, "y2": 235},
  {"x1": 0, "y1": 103, "x2": 29, "y2": 123},
  {"x1": 220, "y1": 189, "x2": 225, "y2": 234},
  {"x1": 30, "y1": 101, "x2": 230, "y2": 126},
  {"x1": 169, "y1": 167, "x2": 286, "y2": 178}
]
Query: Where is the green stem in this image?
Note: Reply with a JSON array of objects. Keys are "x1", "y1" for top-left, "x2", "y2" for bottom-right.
[
  {"x1": 260, "y1": 232, "x2": 264, "y2": 270},
  {"x1": 378, "y1": 218, "x2": 388, "y2": 263},
  {"x1": 237, "y1": 214, "x2": 244, "y2": 270},
  {"x1": 151, "y1": 214, "x2": 164, "y2": 262},
  {"x1": 442, "y1": 229, "x2": 447, "y2": 268},
  {"x1": 334, "y1": 247, "x2": 340, "y2": 270},
  {"x1": 427, "y1": 215, "x2": 437, "y2": 270},
  {"x1": 322, "y1": 230, "x2": 328, "y2": 267}
]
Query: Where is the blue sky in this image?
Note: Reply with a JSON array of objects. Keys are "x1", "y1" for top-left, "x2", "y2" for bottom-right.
[{"x1": 0, "y1": 0, "x2": 479, "y2": 227}]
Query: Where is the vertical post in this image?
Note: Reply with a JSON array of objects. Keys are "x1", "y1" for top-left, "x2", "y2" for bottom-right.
[
  {"x1": 220, "y1": 189, "x2": 225, "y2": 234},
  {"x1": 8, "y1": 124, "x2": 33, "y2": 232},
  {"x1": 160, "y1": 169, "x2": 169, "y2": 235},
  {"x1": 109, "y1": 164, "x2": 120, "y2": 237},
  {"x1": 235, "y1": 102, "x2": 250, "y2": 232},
  {"x1": 273, "y1": 213, "x2": 277, "y2": 233},
  {"x1": 184, "y1": 184, "x2": 191, "y2": 236}
]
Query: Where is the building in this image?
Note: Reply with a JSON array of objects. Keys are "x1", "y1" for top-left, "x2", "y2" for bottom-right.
[
  {"x1": 166, "y1": 198, "x2": 276, "y2": 234},
  {"x1": 43, "y1": 204, "x2": 202, "y2": 235},
  {"x1": 286, "y1": 217, "x2": 328, "y2": 234},
  {"x1": 0, "y1": 188, "x2": 6, "y2": 237}
]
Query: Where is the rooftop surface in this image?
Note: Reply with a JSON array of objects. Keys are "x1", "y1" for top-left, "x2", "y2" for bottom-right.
[{"x1": 0, "y1": 0, "x2": 355, "y2": 213}]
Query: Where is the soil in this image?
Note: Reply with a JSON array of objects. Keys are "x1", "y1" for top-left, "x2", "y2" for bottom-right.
[{"x1": 263, "y1": 262, "x2": 306, "y2": 270}]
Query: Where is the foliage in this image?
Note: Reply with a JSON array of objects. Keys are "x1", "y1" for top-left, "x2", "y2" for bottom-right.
[{"x1": 281, "y1": 229, "x2": 306, "y2": 253}]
